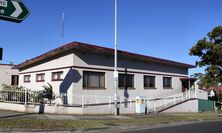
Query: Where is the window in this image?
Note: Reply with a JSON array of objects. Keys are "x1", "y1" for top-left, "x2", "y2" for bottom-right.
[
  {"x1": 24, "y1": 75, "x2": 31, "y2": 83},
  {"x1": 144, "y1": 76, "x2": 155, "y2": 89},
  {"x1": 11, "y1": 75, "x2": 19, "y2": 85},
  {"x1": 52, "y1": 71, "x2": 63, "y2": 81},
  {"x1": 83, "y1": 71, "x2": 105, "y2": 89},
  {"x1": 163, "y1": 77, "x2": 172, "y2": 88},
  {"x1": 118, "y1": 74, "x2": 134, "y2": 89},
  {"x1": 36, "y1": 73, "x2": 45, "y2": 82}
]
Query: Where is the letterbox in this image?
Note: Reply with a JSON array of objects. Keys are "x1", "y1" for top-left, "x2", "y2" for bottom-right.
[{"x1": 136, "y1": 96, "x2": 147, "y2": 113}]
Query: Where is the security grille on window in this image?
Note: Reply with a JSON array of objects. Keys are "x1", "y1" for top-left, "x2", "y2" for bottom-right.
[
  {"x1": 163, "y1": 77, "x2": 172, "y2": 88},
  {"x1": 83, "y1": 71, "x2": 105, "y2": 89},
  {"x1": 24, "y1": 75, "x2": 31, "y2": 83},
  {"x1": 36, "y1": 73, "x2": 45, "y2": 82},
  {"x1": 144, "y1": 76, "x2": 155, "y2": 88},
  {"x1": 52, "y1": 71, "x2": 63, "y2": 81},
  {"x1": 118, "y1": 74, "x2": 134, "y2": 88}
]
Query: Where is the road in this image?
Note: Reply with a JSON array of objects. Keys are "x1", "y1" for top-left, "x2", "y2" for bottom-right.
[{"x1": 126, "y1": 120, "x2": 222, "y2": 133}]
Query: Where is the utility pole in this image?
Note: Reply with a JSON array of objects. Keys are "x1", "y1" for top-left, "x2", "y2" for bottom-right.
[{"x1": 114, "y1": 0, "x2": 119, "y2": 115}]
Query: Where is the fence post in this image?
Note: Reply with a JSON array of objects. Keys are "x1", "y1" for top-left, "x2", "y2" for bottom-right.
[
  {"x1": 82, "y1": 94, "x2": 84, "y2": 108},
  {"x1": 164, "y1": 99, "x2": 166, "y2": 107},
  {"x1": 154, "y1": 102, "x2": 157, "y2": 112},
  {"x1": 174, "y1": 95, "x2": 176, "y2": 104},
  {"x1": 25, "y1": 89, "x2": 27, "y2": 105},
  {"x1": 182, "y1": 94, "x2": 184, "y2": 101},
  {"x1": 195, "y1": 91, "x2": 197, "y2": 98},
  {"x1": 189, "y1": 90, "x2": 191, "y2": 98},
  {"x1": 109, "y1": 96, "x2": 111, "y2": 107},
  {"x1": 129, "y1": 99, "x2": 132, "y2": 108}
]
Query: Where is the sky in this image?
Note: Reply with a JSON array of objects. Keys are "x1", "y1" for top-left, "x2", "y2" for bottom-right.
[{"x1": 0, "y1": 0, "x2": 222, "y2": 76}]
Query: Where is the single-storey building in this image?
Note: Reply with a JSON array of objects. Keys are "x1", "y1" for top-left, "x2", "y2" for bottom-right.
[
  {"x1": 15, "y1": 42, "x2": 196, "y2": 107},
  {"x1": 0, "y1": 64, "x2": 19, "y2": 89}
]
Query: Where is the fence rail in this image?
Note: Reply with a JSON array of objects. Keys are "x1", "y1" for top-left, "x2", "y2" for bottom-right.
[
  {"x1": 147, "y1": 90, "x2": 197, "y2": 112},
  {"x1": 0, "y1": 89, "x2": 41, "y2": 104},
  {"x1": 0, "y1": 89, "x2": 197, "y2": 113}
]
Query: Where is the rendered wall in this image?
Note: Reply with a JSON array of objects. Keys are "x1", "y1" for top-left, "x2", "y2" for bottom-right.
[
  {"x1": 19, "y1": 53, "x2": 74, "y2": 104},
  {"x1": 0, "y1": 65, "x2": 19, "y2": 90},
  {"x1": 19, "y1": 50, "x2": 190, "y2": 105},
  {"x1": 162, "y1": 99, "x2": 199, "y2": 113},
  {"x1": 71, "y1": 51, "x2": 188, "y2": 104}
]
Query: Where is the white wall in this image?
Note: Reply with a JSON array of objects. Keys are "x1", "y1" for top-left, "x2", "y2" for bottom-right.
[
  {"x1": 162, "y1": 99, "x2": 198, "y2": 113},
  {"x1": 19, "y1": 53, "x2": 74, "y2": 104},
  {"x1": 195, "y1": 82, "x2": 208, "y2": 100},
  {"x1": 19, "y1": 50, "x2": 189, "y2": 105},
  {"x1": 0, "y1": 64, "x2": 19, "y2": 89},
  {"x1": 72, "y1": 51, "x2": 186, "y2": 104}
]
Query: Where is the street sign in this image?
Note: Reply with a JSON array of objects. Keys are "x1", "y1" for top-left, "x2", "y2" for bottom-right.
[
  {"x1": 0, "y1": 0, "x2": 30, "y2": 23},
  {"x1": 0, "y1": 48, "x2": 2, "y2": 60}
]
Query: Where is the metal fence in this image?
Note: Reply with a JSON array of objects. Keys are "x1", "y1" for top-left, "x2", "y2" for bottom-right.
[
  {"x1": 0, "y1": 89, "x2": 41, "y2": 105},
  {"x1": 147, "y1": 90, "x2": 197, "y2": 112},
  {"x1": 0, "y1": 88, "x2": 197, "y2": 113}
]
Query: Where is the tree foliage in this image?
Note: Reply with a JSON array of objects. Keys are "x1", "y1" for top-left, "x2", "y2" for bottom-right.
[{"x1": 190, "y1": 26, "x2": 222, "y2": 88}]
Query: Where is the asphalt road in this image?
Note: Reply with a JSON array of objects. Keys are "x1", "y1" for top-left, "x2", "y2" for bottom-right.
[{"x1": 126, "y1": 121, "x2": 222, "y2": 133}]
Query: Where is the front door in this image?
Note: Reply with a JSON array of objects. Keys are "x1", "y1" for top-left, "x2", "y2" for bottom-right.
[{"x1": 181, "y1": 80, "x2": 188, "y2": 92}]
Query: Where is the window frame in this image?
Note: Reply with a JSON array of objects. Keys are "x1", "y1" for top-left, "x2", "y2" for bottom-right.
[
  {"x1": 36, "y1": 73, "x2": 45, "y2": 82},
  {"x1": 52, "y1": 71, "x2": 63, "y2": 81},
  {"x1": 144, "y1": 75, "x2": 156, "y2": 89},
  {"x1": 83, "y1": 71, "x2": 106, "y2": 90},
  {"x1": 163, "y1": 77, "x2": 172, "y2": 89},
  {"x1": 118, "y1": 73, "x2": 135, "y2": 89},
  {"x1": 24, "y1": 75, "x2": 31, "y2": 83}
]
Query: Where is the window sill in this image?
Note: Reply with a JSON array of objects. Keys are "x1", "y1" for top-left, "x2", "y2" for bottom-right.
[
  {"x1": 144, "y1": 87, "x2": 157, "y2": 89},
  {"x1": 163, "y1": 87, "x2": 173, "y2": 89},
  {"x1": 52, "y1": 79, "x2": 63, "y2": 81},
  {"x1": 24, "y1": 81, "x2": 31, "y2": 83},
  {"x1": 119, "y1": 87, "x2": 136, "y2": 90},
  {"x1": 36, "y1": 80, "x2": 45, "y2": 82},
  {"x1": 83, "y1": 87, "x2": 106, "y2": 90}
]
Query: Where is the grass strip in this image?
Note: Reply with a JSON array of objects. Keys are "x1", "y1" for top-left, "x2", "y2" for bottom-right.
[{"x1": 0, "y1": 113, "x2": 221, "y2": 130}]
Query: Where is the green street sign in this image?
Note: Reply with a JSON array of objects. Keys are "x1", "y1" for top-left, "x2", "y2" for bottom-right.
[{"x1": 0, "y1": 0, "x2": 30, "y2": 23}]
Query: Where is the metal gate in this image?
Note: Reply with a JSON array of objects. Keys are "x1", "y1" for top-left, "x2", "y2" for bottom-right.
[{"x1": 198, "y1": 99, "x2": 214, "y2": 112}]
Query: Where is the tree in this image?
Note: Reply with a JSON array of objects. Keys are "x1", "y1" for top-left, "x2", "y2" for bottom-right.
[
  {"x1": 41, "y1": 83, "x2": 55, "y2": 104},
  {"x1": 190, "y1": 26, "x2": 222, "y2": 88}
]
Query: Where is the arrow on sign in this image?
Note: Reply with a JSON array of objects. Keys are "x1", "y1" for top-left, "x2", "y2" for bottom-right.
[
  {"x1": 11, "y1": 1, "x2": 22, "y2": 18},
  {"x1": 0, "y1": 0, "x2": 30, "y2": 23}
]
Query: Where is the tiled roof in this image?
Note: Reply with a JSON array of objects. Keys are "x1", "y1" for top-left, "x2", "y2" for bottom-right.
[
  {"x1": 15, "y1": 42, "x2": 195, "y2": 69},
  {"x1": 209, "y1": 86, "x2": 222, "y2": 91},
  {"x1": 0, "y1": 63, "x2": 15, "y2": 66}
]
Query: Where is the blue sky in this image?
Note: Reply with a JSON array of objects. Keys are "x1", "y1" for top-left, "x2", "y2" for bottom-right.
[{"x1": 1, "y1": 0, "x2": 222, "y2": 75}]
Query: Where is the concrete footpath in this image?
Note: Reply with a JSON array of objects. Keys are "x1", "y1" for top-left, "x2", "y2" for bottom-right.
[{"x1": 0, "y1": 110, "x2": 133, "y2": 120}]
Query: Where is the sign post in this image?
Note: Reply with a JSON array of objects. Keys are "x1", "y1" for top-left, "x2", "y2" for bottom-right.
[
  {"x1": 0, "y1": 48, "x2": 2, "y2": 60},
  {"x1": 0, "y1": 0, "x2": 30, "y2": 23}
]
